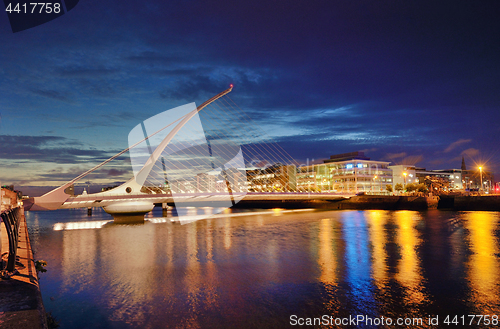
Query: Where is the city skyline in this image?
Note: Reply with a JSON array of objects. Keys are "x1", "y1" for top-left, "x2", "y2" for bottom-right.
[{"x1": 1, "y1": 1, "x2": 500, "y2": 193}]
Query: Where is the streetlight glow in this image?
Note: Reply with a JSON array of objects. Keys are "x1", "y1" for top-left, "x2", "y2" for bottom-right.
[{"x1": 479, "y1": 166, "x2": 483, "y2": 193}]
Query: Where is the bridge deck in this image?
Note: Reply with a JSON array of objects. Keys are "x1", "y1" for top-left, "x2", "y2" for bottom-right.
[{"x1": 60, "y1": 192, "x2": 354, "y2": 209}]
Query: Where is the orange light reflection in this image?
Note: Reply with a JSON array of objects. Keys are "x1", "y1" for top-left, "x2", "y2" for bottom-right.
[
  {"x1": 367, "y1": 210, "x2": 388, "y2": 290},
  {"x1": 318, "y1": 218, "x2": 337, "y2": 285},
  {"x1": 395, "y1": 211, "x2": 427, "y2": 305},
  {"x1": 464, "y1": 212, "x2": 500, "y2": 314}
]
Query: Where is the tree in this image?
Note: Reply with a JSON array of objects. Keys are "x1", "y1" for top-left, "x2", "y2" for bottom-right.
[
  {"x1": 417, "y1": 183, "x2": 429, "y2": 193},
  {"x1": 405, "y1": 183, "x2": 417, "y2": 193},
  {"x1": 395, "y1": 183, "x2": 403, "y2": 192},
  {"x1": 386, "y1": 184, "x2": 393, "y2": 193}
]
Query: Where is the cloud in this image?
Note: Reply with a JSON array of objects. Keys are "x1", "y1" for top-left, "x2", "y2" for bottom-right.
[
  {"x1": 99, "y1": 111, "x2": 143, "y2": 122},
  {"x1": 159, "y1": 75, "x2": 225, "y2": 101},
  {"x1": 461, "y1": 148, "x2": 480, "y2": 157},
  {"x1": 359, "y1": 148, "x2": 378, "y2": 154},
  {"x1": 35, "y1": 166, "x2": 130, "y2": 181},
  {"x1": 0, "y1": 135, "x2": 122, "y2": 164},
  {"x1": 385, "y1": 152, "x2": 407, "y2": 161},
  {"x1": 0, "y1": 135, "x2": 64, "y2": 147},
  {"x1": 30, "y1": 88, "x2": 73, "y2": 102},
  {"x1": 402, "y1": 155, "x2": 424, "y2": 166},
  {"x1": 107, "y1": 169, "x2": 128, "y2": 176},
  {"x1": 158, "y1": 67, "x2": 270, "y2": 103},
  {"x1": 124, "y1": 52, "x2": 184, "y2": 65},
  {"x1": 429, "y1": 159, "x2": 445, "y2": 166},
  {"x1": 382, "y1": 152, "x2": 423, "y2": 165},
  {"x1": 444, "y1": 139, "x2": 471, "y2": 153},
  {"x1": 57, "y1": 67, "x2": 119, "y2": 78}
]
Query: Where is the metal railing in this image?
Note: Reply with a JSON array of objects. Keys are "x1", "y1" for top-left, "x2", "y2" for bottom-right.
[{"x1": 1, "y1": 206, "x2": 22, "y2": 276}]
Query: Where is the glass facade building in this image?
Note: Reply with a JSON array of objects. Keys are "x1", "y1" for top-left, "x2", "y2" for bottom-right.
[{"x1": 297, "y1": 152, "x2": 392, "y2": 193}]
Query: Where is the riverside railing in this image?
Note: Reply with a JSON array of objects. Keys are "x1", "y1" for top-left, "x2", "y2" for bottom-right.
[{"x1": 1, "y1": 206, "x2": 22, "y2": 276}]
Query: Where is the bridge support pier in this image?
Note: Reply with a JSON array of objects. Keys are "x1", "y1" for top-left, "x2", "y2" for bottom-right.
[
  {"x1": 103, "y1": 201, "x2": 154, "y2": 224},
  {"x1": 109, "y1": 213, "x2": 147, "y2": 224},
  {"x1": 162, "y1": 202, "x2": 172, "y2": 217}
]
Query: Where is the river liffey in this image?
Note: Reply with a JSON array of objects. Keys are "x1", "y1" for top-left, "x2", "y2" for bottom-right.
[{"x1": 26, "y1": 208, "x2": 500, "y2": 328}]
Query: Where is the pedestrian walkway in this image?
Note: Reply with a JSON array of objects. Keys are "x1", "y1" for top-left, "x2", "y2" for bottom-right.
[{"x1": 0, "y1": 210, "x2": 47, "y2": 329}]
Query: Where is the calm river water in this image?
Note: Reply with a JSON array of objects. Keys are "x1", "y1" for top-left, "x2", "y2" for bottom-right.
[{"x1": 26, "y1": 208, "x2": 500, "y2": 328}]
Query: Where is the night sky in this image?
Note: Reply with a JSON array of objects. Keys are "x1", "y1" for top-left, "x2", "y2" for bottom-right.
[{"x1": 1, "y1": 1, "x2": 500, "y2": 195}]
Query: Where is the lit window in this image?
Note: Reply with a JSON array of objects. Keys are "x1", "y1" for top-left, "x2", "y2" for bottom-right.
[
  {"x1": 357, "y1": 163, "x2": 363, "y2": 169},
  {"x1": 346, "y1": 164, "x2": 353, "y2": 169}
]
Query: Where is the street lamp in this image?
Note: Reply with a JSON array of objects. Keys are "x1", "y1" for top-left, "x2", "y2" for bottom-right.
[
  {"x1": 479, "y1": 166, "x2": 483, "y2": 192},
  {"x1": 403, "y1": 172, "x2": 407, "y2": 186}
]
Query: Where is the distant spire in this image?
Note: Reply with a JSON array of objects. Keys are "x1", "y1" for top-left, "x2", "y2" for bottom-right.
[{"x1": 461, "y1": 156, "x2": 466, "y2": 171}]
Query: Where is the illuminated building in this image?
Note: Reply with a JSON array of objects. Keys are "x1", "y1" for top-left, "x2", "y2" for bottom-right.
[
  {"x1": 389, "y1": 165, "x2": 416, "y2": 189},
  {"x1": 297, "y1": 152, "x2": 392, "y2": 193},
  {"x1": 247, "y1": 164, "x2": 297, "y2": 192},
  {"x1": 414, "y1": 158, "x2": 494, "y2": 192}
]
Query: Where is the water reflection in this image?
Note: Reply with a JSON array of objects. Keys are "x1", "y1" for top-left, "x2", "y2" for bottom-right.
[
  {"x1": 61, "y1": 229, "x2": 98, "y2": 294},
  {"x1": 464, "y1": 212, "x2": 500, "y2": 314},
  {"x1": 101, "y1": 224, "x2": 157, "y2": 325},
  {"x1": 24, "y1": 208, "x2": 500, "y2": 328},
  {"x1": 183, "y1": 222, "x2": 202, "y2": 328},
  {"x1": 342, "y1": 211, "x2": 375, "y2": 314},
  {"x1": 203, "y1": 220, "x2": 218, "y2": 311},
  {"x1": 395, "y1": 211, "x2": 427, "y2": 306},
  {"x1": 206, "y1": 219, "x2": 214, "y2": 261},
  {"x1": 54, "y1": 220, "x2": 111, "y2": 230},
  {"x1": 367, "y1": 210, "x2": 388, "y2": 290},
  {"x1": 318, "y1": 218, "x2": 337, "y2": 285},
  {"x1": 223, "y1": 217, "x2": 232, "y2": 249}
]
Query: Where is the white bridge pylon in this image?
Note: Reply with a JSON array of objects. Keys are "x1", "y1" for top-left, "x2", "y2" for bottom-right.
[{"x1": 27, "y1": 86, "x2": 236, "y2": 219}]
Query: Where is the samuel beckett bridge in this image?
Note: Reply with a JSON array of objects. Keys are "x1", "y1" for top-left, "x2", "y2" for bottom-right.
[{"x1": 24, "y1": 86, "x2": 350, "y2": 223}]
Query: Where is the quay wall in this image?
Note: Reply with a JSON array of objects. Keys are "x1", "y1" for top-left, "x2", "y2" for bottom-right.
[
  {"x1": 452, "y1": 195, "x2": 500, "y2": 211},
  {"x1": 235, "y1": 195, "x2": 500, "y2": 211},
  {"x1": 233, "y1": 195, "x2": 439, "y2": 210},
  {"x1": 0, "y1": 207, "x2": 48, "y2": 329},
  {"x1": 156, "y1": 195, "x2": 500, "y2": 211},
  {"x1": 336, "y1": 195, "x2": 438, "y2": 210}
]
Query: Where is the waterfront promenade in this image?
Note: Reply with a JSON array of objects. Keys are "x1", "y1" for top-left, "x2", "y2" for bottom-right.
[{"x1": 0, "y1": 207, "x2": 47, "y2": 329}]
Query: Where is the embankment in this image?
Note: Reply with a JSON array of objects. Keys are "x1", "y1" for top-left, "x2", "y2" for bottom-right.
[
  {"x1": 0, "y1": 207, "x2": 47, "y2": 329},
  {"x1": 160, "y1": 194, "x2": 500, "y2": 211},
  {"x1": 234, "y1": 195, "x2": 440, "y2": 210},
  {"x1": 451, "y1": 195, "x2": 500, "y2": 211}
]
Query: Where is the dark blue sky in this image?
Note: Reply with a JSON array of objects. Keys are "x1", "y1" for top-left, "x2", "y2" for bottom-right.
[{"x1": 1, "y1": 1, "x2": 500, "y2": 192}]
